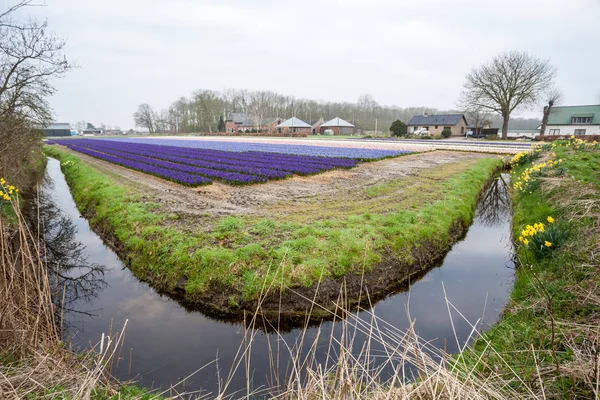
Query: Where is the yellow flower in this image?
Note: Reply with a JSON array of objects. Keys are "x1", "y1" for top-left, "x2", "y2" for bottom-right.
[
  {"x1": 519, "y1": 236, "x2": 523, "y2": 242},
  {"x1": 544, "y1": 241, "x2": 552, "y2": 247},
  {"x1": 523, "y1": 239, "x2": 529, "y2": 245},
  {"x1": 547, "y1": 216, "x2": 554, "y2": 224}
]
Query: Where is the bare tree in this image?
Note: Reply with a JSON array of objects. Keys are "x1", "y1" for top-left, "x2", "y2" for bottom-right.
[
  {"x1": 459, "y1": 51, "x2": 556, "y2": 139},
  {"x1": 133, "y1": 103, "x2": 155, "y2": 133},
  {"x1": 0, "y1": 1, "x2": 72, "y2": 124},
  {"x1": 0, "y1": 0, "x2": 71, "y2": 189},
  {"x1": 539, "y1": 89, "x2": 563, "y2": 137},
  {"x1": 465, "y1": 107, "x2": 492, "y2": 134},
  {"x1": 248, "y1": 91, "x2": 273, "y2": 131}
]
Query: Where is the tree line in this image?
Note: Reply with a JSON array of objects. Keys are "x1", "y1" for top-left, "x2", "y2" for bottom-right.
[{"x1": 134, "y1": 87, "x2": 545, "y2": 135}]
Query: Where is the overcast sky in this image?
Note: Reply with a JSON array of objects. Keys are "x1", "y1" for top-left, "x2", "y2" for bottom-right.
[{"x1": 16, "y1": 0, "x2": 600, "y2": 129}]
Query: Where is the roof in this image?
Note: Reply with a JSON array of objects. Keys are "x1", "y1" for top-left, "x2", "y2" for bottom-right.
[
  {"x1": 277, "y1": 117, "x2": 311, "y2": 128},
  {"x1": 227, "y1": 112, "x2": 254, "y2": 126},
  {"x1": 407, "y1": 114, "x2": 466, "y2": 126},
  {"x1": 45, "y1": 123, "x2": 71, "y2": 130},
  {"x1": 548, "y1": 105, "x2": 600, "y2": 125},
  {"x1": 322, "y1": 117, "x2": 354, "y2": 127}
]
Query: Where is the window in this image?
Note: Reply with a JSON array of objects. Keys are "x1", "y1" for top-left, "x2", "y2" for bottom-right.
[
  {"x1": 549, "y1": 129, "x2": 560, "y2": 135},
  {"x1": 574, "y1": 129, "x2": 586, "y2": 135},
  {"x1": 460, "y1": 126, "x2": 464, "y2": 134},
  {"x1": 423, "y1": 126, "x2": 429, "y2": 130},
  {"x1": 572, "y1": 117, "x2": 592, "y2": 124},
  {"x1": 435, "y1": 125, "x2": 438, "y2": 129}
]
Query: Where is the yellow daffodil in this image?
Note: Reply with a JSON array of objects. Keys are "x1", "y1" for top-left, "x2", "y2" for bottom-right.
[
  {"x1": 544, "y1": 241, "x2": 552, "y2": 247},
  {"x1": 523, "y1": 239, "x2": 529, "y2": 245},
  {"x1": 547, "y1": 216, "x2": 554, "y2": 224}
]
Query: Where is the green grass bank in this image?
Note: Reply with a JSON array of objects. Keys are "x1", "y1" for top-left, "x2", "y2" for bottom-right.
[
  {"x1": 462, "y1": 140, "x2": 600, "y2": 398},
  {"x1": 44, "y1": 146, "x2": 502, "y2": 318}
]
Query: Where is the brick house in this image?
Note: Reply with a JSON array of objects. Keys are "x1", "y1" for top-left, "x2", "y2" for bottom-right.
[
  {"x1": 225, "y1": 113, "x2": 254, "y2": 132},
  {"x1": 225, "y1": 113, "x2": 282, "y2": 132},
  {"x1": 276, "y1": 117, "x2": 311, "y2": 134},
  {"x1": 407, "y1": 113, "x2": 468, "y2": 137}
]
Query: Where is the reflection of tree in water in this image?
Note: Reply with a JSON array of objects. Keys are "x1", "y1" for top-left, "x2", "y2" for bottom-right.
[
  {"x1": 29, "y1": 179, "x2": 107, "y2": 321},
  {"x1": 475, "y1": 174, "x2": 511, "y2": 227}
]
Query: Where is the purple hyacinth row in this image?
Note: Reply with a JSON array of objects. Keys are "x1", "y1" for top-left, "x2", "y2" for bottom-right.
[
  {"x1": 65, "y1": 146, "x2": 212, "y2": 186},
  {"x1": 68, "y1": 143, "x2": 269, "y2": 184},
  {"x1": 76, "y1": 140, "x2": 354, "y2": 175},
  {"x1": 50, "y1": 139, "x2": 366, "y2": 186}
]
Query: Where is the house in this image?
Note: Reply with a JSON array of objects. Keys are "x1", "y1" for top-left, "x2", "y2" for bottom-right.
[
  {"x1": 225, "y1": 113, "x2": 282, "y2": 133},
  {"x1": 407, "y1": 113, "x2": 468, "y2": 137},
  {"x1": 320, "y1": 117, "x2": 355, "y2": 135},
  {"x1": 225, "y1": 113, "x2": 255, "y2": 132},
  {"x1": 276, "y1": 117, "x2": 311, "y2": 133},
  {"x1": 43, "y1": 123, "x2": 72, "y2": 137},
  {"x1": 545, "y1": 105, "x2": 600, "y2": 136},
  {"x1": 261, "y1": 117, "x2": 283, "y2": 132}
]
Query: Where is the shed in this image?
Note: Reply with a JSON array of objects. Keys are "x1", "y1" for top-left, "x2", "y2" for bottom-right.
[{"x1": 320, "y1": 117, "x2": 355, "y2": 135}]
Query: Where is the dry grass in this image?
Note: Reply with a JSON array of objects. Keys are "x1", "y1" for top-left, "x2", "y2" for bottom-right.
[{"x1": 0, "y1": 197, "x2": 125, "y2": 399}]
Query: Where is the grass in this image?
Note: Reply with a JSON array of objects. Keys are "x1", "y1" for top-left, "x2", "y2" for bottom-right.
[
  {"x1": 460, "y1": 141, "x2": 600, "y2": 398},
  {"x1": 44, "y1": 146, "x2": 502, "y2": 311}
]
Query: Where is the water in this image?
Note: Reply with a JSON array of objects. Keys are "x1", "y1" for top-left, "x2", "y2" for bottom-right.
[{"x1": 41, "y1": 158, "x2": 514, "y2": 397}]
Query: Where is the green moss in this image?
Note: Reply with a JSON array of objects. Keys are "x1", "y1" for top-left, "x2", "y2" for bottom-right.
[{"x1": 44, "y1": 146, "x2": 501, "y2": 303}]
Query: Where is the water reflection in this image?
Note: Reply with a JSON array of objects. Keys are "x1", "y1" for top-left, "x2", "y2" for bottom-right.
[
  {"x1": 41, "y1": 158, "x2": 515, "y2": 396},
  {"x1": 475, "y1": 173, "x2": 511, "y2": 227},
  {"x1": 31, "y1": 177, "x2": 107, "y2": 322}
]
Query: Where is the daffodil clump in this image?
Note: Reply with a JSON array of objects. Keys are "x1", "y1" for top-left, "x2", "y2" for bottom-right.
[
  {"x1": 61, "y1": 160, "x2": 75, "y2": 167},
  {"x1": 513, "y1": 154, "x2": 563, "y2": 193},
  {"x1": 0, "y1": 177, "x2": 18, "y2": 203},
  {"x1": 549, "y1": 136, "x2": 600, "y2": 151},
  {"x1": 518, "y1": 216, "x2": 568, "y2": 259},
  {"x1": 510, "y1": 145, "x2": 542, "y2": 167}
]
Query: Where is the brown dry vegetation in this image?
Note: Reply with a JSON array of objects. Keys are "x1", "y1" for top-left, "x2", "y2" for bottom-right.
[{"x1": 0, "y1": 199, "x2": 129, "y2": 399}]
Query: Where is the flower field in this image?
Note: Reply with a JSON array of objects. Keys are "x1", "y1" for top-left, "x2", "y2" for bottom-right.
[
  {"x1": 47, "y1": 139, "x2": 406, "y2": 185},
  {"x1": 114, "y1": 137, "x2": 409, "y2": 159}
]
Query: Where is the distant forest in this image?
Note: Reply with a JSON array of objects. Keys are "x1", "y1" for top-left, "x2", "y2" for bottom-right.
[{"x1": 134, "y1": 89, "x2": 542, "y2": 134}]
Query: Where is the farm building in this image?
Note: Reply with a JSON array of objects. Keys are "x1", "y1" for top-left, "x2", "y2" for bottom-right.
[
  {"x1": 277, "y1": 117, "x2": 311, "y2": 134},
  {"x1": 545, "y1": 105, "x2": 600, "y2": 136},
  {"x1": 225, "y1": 113, "x2": 282, "y2": 132},
  {"x1": 407, "y1": 113, "x2": 468, "y2": 137},
  {"x1": 320, "y1": 117, "x2": 355, "y2": 135},
  {"x1": 43, "y1": 123, "x2": 73, "y2": 137}
]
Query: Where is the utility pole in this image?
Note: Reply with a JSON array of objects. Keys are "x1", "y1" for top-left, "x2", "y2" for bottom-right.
[{"x1": 375, "y1": 118, "x2": 378, "y2": 136}]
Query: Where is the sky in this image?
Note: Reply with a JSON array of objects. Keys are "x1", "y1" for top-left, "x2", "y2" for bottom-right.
[{"x1": 15, "y1": 0, "x2": 600, "y2": 129}]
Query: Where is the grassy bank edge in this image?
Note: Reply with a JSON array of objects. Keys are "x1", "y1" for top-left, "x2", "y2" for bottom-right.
[
  {"x1": 460, "y1": 143, "x2": 600, "y2": 397},
  {"x1": 43, "y1": 146, "x2": 503, "y2": 315}
]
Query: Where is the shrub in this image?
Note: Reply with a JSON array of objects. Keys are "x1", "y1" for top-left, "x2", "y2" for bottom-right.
[
  {"x1": 441, "y1": 128, "x2": 452, "y2": 138},
  {"x1": 389, "y1": 120, "x2": 408, "y2": 137}
]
